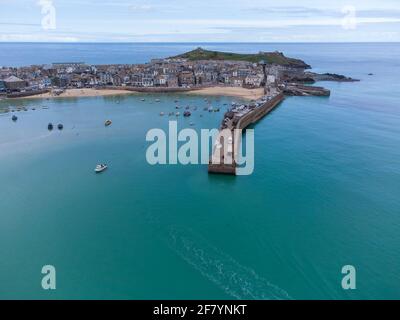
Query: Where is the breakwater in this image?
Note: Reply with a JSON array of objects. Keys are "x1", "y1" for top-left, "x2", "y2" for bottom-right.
[
  {"x1": 208, "y1": 92, "x2": 285, "y2": 175},
  {"x1": 6, "y1": 89, "x2": 50, "y2": 99}
]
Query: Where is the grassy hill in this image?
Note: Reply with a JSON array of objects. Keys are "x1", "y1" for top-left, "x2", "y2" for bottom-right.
[{"x1": 170, "y1": 47, "x2": 310, "y2": 68}]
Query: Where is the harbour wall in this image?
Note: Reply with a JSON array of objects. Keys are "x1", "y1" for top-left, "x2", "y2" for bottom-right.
[{"x1": 208, "y1": 92, "x2": 285, "y2": 175}]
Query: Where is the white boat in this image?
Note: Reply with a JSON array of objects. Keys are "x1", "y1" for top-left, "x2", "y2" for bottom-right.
[{"x1": 95, "y1": 164, "x2": 108, "y2": 173}]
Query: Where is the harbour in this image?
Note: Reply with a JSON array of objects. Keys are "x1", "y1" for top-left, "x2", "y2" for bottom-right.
[{"x1": 1, "y1": 42, "x2": 400, "y2": 299}]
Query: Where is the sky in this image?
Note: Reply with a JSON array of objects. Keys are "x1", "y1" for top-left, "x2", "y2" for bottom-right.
[{"x1": 0, "y1": 0, "x2": 400, "y2": 42}]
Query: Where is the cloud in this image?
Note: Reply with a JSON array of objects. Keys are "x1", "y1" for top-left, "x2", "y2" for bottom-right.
[
  {"x1": 129, "y1": 4, "x2": 153, "y2": 11},
  {"x1": 0, "y1": 33, "x2": 79, "y2": 42},
  {"x1": 137, "y1": 17, "x2": 400, "y2": 29}
]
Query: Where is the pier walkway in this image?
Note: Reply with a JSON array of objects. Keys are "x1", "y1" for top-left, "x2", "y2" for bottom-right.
[{"x1": 208, "y1": 92, "x2": 285, "y2": 175}]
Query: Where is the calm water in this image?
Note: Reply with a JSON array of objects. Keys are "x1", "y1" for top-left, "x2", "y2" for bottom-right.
[{"x1": 0, "y1": 43, "x2": 400, "y2": 299}]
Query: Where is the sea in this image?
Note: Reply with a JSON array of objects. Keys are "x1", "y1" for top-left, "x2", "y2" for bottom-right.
[{"x1": 0, "y1": 43, "x2": 400, "y2": 299}]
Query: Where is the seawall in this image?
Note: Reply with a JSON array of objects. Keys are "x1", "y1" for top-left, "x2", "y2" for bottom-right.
[{"x1": 208, "y1": 93, "x2": 285, "y2": 175}]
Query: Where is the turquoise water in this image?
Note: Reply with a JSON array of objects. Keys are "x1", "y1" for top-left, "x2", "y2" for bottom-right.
[{"x1": 1, "y1": 43, "x2": 400, "y2": 299}]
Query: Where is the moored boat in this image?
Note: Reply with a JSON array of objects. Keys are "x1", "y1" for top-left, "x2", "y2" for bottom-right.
[
  {"x1": 48, "y1": 123, "x2": 54, "y2": 131},
  {"x1": 95, "y1": 164, "x2": 108, "y2": 173}
]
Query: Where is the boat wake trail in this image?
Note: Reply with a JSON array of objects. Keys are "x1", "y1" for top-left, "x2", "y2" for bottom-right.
[{"x1": 168, "y1": 226, "x2": 292, "y2": 300}]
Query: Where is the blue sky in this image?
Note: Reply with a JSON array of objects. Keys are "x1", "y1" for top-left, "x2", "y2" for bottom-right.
[{"x1": 0, "y1": 0, "x2": 400, "y2": 42}]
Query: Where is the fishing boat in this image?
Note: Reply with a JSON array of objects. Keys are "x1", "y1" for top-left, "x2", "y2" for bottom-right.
[
  {"x1": 105, "y1": 120, "x2": 112, "y2": 127},
  {"x1": 95, "y1": 164, "x2": 108, "y2": 173}
]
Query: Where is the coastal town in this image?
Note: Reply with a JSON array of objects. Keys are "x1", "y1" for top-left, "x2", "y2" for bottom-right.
[
  {"x1": 0, "y1": 48, "x2": 356, "y2": 100},
  {"x1": 0, "y1": 48, "x2": 359, "y2": 175},
  {"x1": 0, "y1": 58, "x2": 275, "y2": 97}
]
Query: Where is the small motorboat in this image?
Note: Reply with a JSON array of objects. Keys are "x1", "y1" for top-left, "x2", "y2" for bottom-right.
[
  {"x1": 95, "y1": 164, "x2": 108, "y2": 173},
  {"x1": 141, "y1": 98, "x2": 145, "y2": 102},
  {"x1": 12, "y1": 115, "x2": 18, "y2": 122},
  {"x1": 155, "y1": 99, "x2": 160, "y2": 103},
  {"x1": 105, "y1": 120, "x2": 112, "y2": 127},
  {"x1": 58, "y1": 124, "x2": 64, "y2": 130},
  {"x1": 175, "y1": 112, "x2": 180, "y2": 117},
  {"x1": 183, "y1": 111, "x2": 191, "y2": 117},
  {"x1": 160, "y1": 112, "x2": 165, "y2": 116},
  {"x1": 48, "y1": 123, "x2": 54, "y2": 131}
]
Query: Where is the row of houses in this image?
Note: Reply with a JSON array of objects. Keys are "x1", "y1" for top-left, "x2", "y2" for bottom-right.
[{"x1": 0, "y1": 59, "x2": 287, "y2": 93}]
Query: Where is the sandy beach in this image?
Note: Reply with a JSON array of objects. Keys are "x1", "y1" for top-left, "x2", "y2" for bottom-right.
[
  {"x1": 186, "y1": 86, "x2": 264, "y2": 100},
  {"x1": 16, "y1": 86, "x2": 264, "y2": 101},
  {"x1": 20, "y1": 88, "x2": 135, "y2": 99}
]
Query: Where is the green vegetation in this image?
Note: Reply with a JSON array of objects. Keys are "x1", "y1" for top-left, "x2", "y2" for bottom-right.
[{"x1": 170, "y1": 47, "x2": 310, "y2": 68}]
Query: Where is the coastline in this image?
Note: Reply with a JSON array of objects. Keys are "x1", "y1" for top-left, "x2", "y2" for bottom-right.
[{"x1": 12, "y1": 86, "x2": 265, "y2": 101}]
